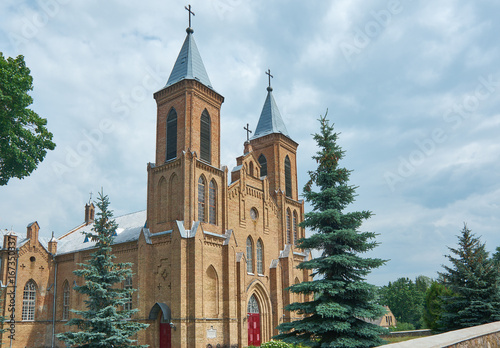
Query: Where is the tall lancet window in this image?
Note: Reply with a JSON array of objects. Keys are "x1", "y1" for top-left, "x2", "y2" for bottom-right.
[
  {"x1": 22, "y1": 280, "x2": 36, "y2": 321},
  {"x1": 209, "y1": 180, "x2": 217, "y2": 224},
  {"x1": 200, "y1": 110, "x2": 211, "y2": 163},
  {"x1": 62, "y1": 281, "x2": 70, "y2": 320},
  {"x1": 246, "y1": 237, "x2": 253, "y2": 273},
  {"x1": 198, "y1": 176, "x2": 206, "y2": 222},
  {"x1": 286, "y1": 209, "x2": 292, "y2": 244},
  {"x1": 256, "y1": 239, "x2": 264, "y2": 275},
  {"x1": 293, "y1": 211, "x2": 298, "y2": 244},
  {"x1": 258, "y1": 154, "x2": 267, "y2": 177},
  {"x1": 166, "y1": 108, "x2": 177, "y2": 161},
  {"x1": 285, "y1": 155, "x2": 292, "y2": 197}
]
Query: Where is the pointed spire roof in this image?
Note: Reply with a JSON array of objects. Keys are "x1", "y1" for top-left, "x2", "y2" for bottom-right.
[
  {"x1": 251, "y1": 86, "x2": 290, "y2": 140},
  {"x1": 166, "y1": 28, "x2": 213, "y2": 89}
]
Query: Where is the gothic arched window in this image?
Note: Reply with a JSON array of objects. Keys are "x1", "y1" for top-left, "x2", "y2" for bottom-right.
[
  {"x1": 124, "y1": 276, "x2": 133, "y2": 312},
  {"x1": 209, "y1": 180, "x2": 217, "y2": 225},
  {"x1": 166, "y1": 108, "x2": 177, "y2": 161},
  {"x1": 258, "y1": 154, "x2": 267, "y2": 177},
  {"x1": 62, "y1": 280, "x2": 70, "y2": 320},
  {"x1": 248, "y1": 294, "x2": 259, "y2": 314},
  {"x1": 286, "y1": 209, "x2": 292, "y2": 244},
  {"x1": 198, "y1": 176, "x2": 206, "y2": 222},
  {"x1": 285, "y1": 155, "x2": 292, "y2": 197},
  {"x1": 256, "y1": 239, "x2": 264, "y2": 275},
  {"x1": 293, "y1": 210, "x2": 298, "y2": 244},
  {"x1": 22, "y1": 280, "x2": 36, "y2": 321},
  {"x1": 200, "y1": 110, "x2": 211, "y2": 163},
  {"x1": 246, "y1": 237, "x2": 253, "y2": 273}
]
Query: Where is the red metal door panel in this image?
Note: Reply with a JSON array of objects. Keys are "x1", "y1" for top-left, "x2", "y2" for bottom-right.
[
  {"x1": 160, "y1": 322, "x2": 171, "y2": 348},
  {"x1": 248, "y1": 313, "x2": 261, "y2": 346}
]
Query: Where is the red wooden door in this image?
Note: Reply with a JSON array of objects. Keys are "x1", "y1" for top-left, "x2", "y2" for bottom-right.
[
  {"x1": 248, "y1": 313, "x2": 261, "y2": 346},
  {"x1": 160, "y1": 322, "x2": 171, "y2": 348}
]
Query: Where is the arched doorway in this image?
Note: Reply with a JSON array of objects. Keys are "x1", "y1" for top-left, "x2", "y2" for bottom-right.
[
  {"x1": 248, "y1": 295, "x2": 261, "y2": 346},
  {"x1": 148, "y1": 302, "x2": 172, "y2": 348}
]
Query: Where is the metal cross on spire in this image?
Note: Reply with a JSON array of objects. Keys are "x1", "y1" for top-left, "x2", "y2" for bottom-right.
[
  {"x1": 88, "y1": 191, "x2": 92, "y2": 204},
  {"x1": 244, "y1": 123, "x2": 252, "y2": 142},
  {"x1": 185, "y1": 4, "x2": 195, "y2": 28},
  {"x1": 265, "y1": 69, "x2": 273, "y2": 88}
]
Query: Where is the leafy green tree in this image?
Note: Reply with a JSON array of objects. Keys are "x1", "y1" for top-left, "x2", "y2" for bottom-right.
[
  {"x1": 438, "y1": 224, "x2": 500, "y2": 332},
  {"x1": 379, "y1": 277, "x2": 425, "y2": 328},
  {"x1": 0, "y1": 53, "x2": 55, "y2": 185},
  {"x1": 57, "y1": 191, "x2": 148, "y2": 347},
  {"x1": 422, "y1": 281, "x2": 454, "y2": 332},
  {"x1": 274, "y1": 114, "x2": 387, "y2": 347}
]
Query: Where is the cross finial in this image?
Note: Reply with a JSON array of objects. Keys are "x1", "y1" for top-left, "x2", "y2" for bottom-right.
[
  {"x1": 185, "y1": 4, "x2": 195, "y2": 29},
  {"x1": 89, "y1": 191, "x2": 92, "y2": 204},
  {"x1": 244, "y1": 123, "x2": 252, "y2": 142},
  {"x1": 265, "y1": 69, "x2": 273, "y2": 91}
]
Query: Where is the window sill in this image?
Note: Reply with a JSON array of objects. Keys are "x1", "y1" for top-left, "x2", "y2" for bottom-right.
[
  {"x1": 247, "y1": 272, "x2": 254, "y2": 276},
  {"x1": 258, "y1": 274, "x2": 265, "y2": 277}
]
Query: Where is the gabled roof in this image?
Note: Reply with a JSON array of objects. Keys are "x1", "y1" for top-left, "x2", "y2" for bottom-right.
[
  {"x1": 56, "y1": 210, "x2": 147, "y2": 255},
  {"x1": 251, "y1": 87, "x2": 290, "y2": 140},
  {"x1": 165, "y1": 28, "x2": 213, "y2": 89}
]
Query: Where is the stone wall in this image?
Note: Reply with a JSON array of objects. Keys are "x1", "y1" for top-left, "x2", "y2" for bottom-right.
[{"x1": 384, "y1": 321, "x2": 500, "y2": 348}]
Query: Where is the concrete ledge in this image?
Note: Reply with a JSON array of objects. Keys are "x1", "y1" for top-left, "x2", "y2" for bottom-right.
[{"x1": 384, "y1": 321, "x2": 500, "y2": 348}]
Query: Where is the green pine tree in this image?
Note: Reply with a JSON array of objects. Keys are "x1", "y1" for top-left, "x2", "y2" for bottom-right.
[
  {"x1": 57, "y1": 191, "x2": 148, "y2": 347},
  {"x1": 274, "y1": 114, "x2": 387, "y2": 347},
  {"x1": 438, "y1": 224, "x2": 500, "y2": 332}
]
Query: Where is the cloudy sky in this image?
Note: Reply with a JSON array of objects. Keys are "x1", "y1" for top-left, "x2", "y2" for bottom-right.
[{"x1": 1, "y1": 0, "x2": 500, "y2": 286}]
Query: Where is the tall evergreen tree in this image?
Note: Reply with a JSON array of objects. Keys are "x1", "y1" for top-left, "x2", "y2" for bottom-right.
[
  {"x1": 58, "y1": 191, "x2": 148, "y2": 348},
  {"x1": 274, "y1": 114, "x2": 387, "y2": 347},
  {"x1": 438, "y1": 224, "x2": 500, "y2": 332}
]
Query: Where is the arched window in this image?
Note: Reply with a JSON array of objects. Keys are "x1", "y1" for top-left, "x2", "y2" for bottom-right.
[
  {"x1": 293, "y1": 211, "x2": 298, "y2": 244},
  {"x1": 22, "y1": 280, "x2": 36, "y2": 321},
  {"x1": 62, "y1": 280, "x2": 70, "y2": 320},
  {"x1": 256, "y1": 239, "x2": 263, "y2": 275},
  {"x1": 198, "y1": 176, "x2": 206, "y2": 222},
  {"x1": 248, "y1": 294, "x2": 259, "y2": 314},
  {"x1": 209, "y1": 180, "x2": 217, "y2": 225},
  {"x1": 124, "y1": 276, "x2": 133, "y2": 311},
  {"x1": 249, "y1": 162, "x2": 254, "y2": 177},
  {"x1": 286, "y1": 209, "x2": 292, "y2": 244},
  {"x1": 200, "y1": 110, "x2": 211, "y2": 163},
  {"x1": 285, "y1": 155, "x2": 292, "y2": 197},
  {"x1": 258, "y1": 154, "x2": 267, "y2": 177},
  {"x1": 246, "y1": 237, "x2": 253, "y2": 273},
  {"x1": 166, "y1": 108, "x2": 177, "y2": 161}
]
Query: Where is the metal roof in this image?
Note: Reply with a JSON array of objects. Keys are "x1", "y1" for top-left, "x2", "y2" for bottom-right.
[
  {"x1": 165, "y1": 29, "x2": 213, "y2": 89},
  {"x1": 251, "y1": 87, "x2": 290, "y2": 140}
]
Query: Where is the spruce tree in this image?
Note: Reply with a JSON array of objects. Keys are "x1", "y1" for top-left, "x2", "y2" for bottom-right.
[
  {"x1": 58, "y1": 191, "x2": 148, "y2": 347},
  {"x1": 274, "y1": 114, "x2": 387, "y2": 347},
  {"x1": 438, "y1": 224, "x2": 500, "y2": 332}
]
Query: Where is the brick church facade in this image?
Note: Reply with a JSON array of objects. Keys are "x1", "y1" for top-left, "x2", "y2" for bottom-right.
[{"x1": 0, "y1": 22, "x2": 311, "y2": 348}]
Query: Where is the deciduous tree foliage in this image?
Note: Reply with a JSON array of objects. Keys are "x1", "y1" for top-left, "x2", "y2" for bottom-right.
[
  {"x1": 0, "y1": 53, "x2": 55, "y2": 185},
  {"x1": 422, "y1": 281, "x2": 454, "y2": 332},
  {"x1": 379, "y1": 277, "x2": 425, "y2": 328},
  {"x1": 274, "y1": 114, "x2": 387, "y2": 347},
  {"x1": 438, "y1": 224, "x2": 500, "y2": 332},
  {"x1": 57, "y1": 191, "x2": 148, "y2": 348}
]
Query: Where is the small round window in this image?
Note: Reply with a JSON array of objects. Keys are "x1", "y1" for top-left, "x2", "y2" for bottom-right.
[
  {"x1": 30, "y1": 256, "x2": 36, "y2": 262},
  {"x1": 250, "y1": 208, "x2": 258, "y2": 220}
]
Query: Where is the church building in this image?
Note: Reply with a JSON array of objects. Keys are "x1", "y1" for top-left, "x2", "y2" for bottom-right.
[{"x1": 0, "y1": 17, "x2": 311, "y2": 348}]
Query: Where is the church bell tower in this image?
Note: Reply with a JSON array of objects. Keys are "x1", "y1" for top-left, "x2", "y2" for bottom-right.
[{"x1": 147, "y1": 17, "x2": 225, "y2": 234}]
